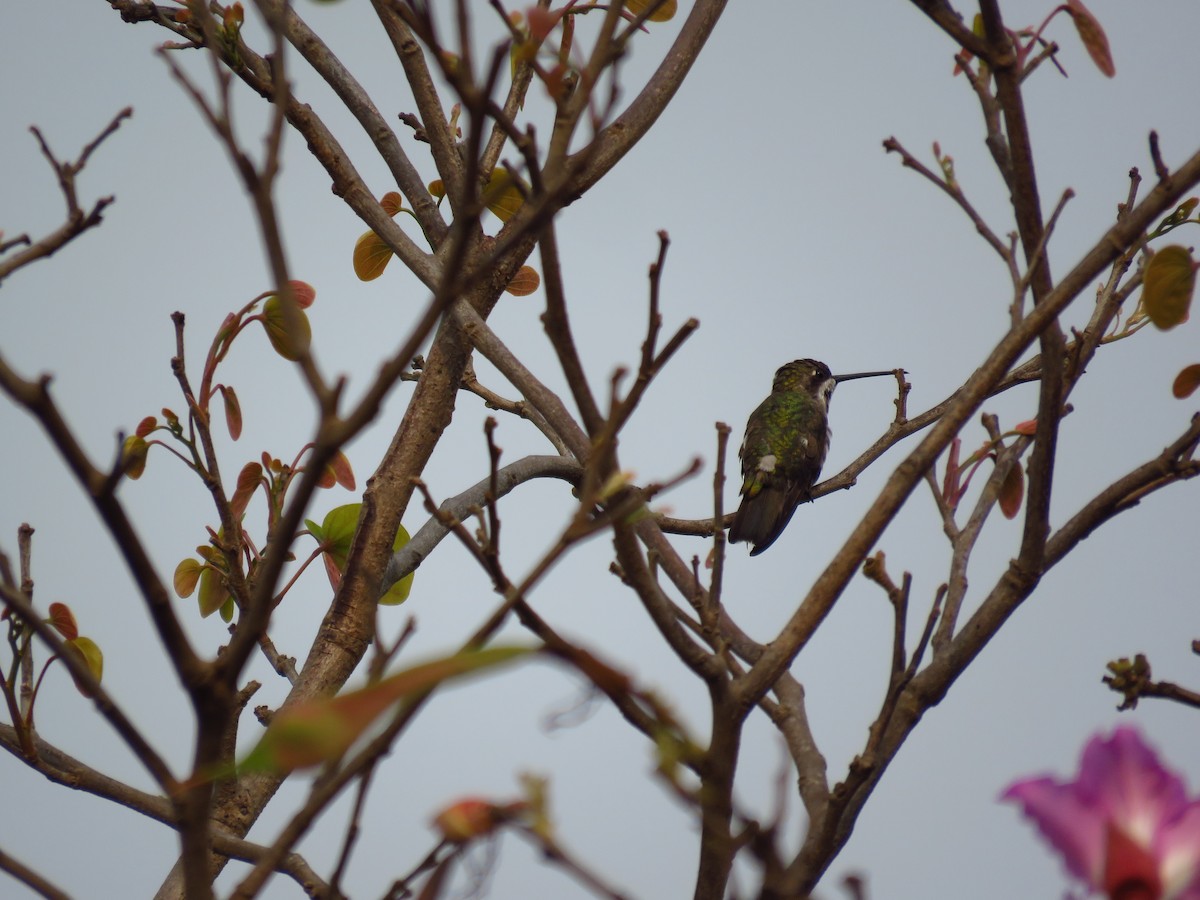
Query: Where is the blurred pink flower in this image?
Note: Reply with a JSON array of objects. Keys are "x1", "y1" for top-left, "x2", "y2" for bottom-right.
[{"x1": 1003, "y1": 726, "x2": 1200, "y2": 900}]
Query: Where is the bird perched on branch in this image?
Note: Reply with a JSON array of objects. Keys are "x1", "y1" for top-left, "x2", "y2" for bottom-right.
[{"x1": 729, "y1": 359, "x2": 894, "y2": 555}]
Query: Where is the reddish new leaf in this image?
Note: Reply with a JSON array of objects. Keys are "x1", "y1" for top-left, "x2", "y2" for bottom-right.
[
  {"x1": 505, "y1": 266, "x2": 541, "y2": 296},
  {"x1": 1172, "y1": 364, "x2": 1200, "y2": 399},
  {"x1": 47, "y1": 602, "x2": 78, "y2": 641},
  {"x1": 1013, "y1": 419, "x2": 1038, "y2": 436},
  {"x1": 1065, "y1": 0, "x2": 1115, "y2": 78},
  {"x1": 231, "y1": 462, "x2": 262, "y2": 518},
  {"x1": 135, "y1": 416, "x2": 158, "y2": 438},
  {"x1": 381, "y1": 192, "x2": 404, "y2": 216},
  {"x1": 941, "y1": 437, "x2": 962, "y2": 503},
  {"x1": 327, "y1": 450, "x2": 355, "y2": 491},
  {"x1": 288, "y1": 279, "x2": 316, "y2": 309},
  {"x1": 218, "y1": 385, "x2": 242, "y2": 440},
  {"x1": 316, "y1": 465, "x2": 337, "y2": 489},
  {"x1": 434, "y1": 799, "x2": 504, "y2": 842},
  {"x1": 998, "y1": 460, "x2": 1025, "y2": 520}
]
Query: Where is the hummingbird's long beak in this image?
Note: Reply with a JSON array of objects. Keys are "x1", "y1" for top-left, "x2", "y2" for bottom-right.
[{"x1": 833, "y1": 369, "x2": 899, "y2": 383}]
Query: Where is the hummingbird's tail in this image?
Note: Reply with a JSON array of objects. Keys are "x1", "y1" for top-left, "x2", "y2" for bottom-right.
[{"x1": 728, "y1": 485, "x2": 804, "y2": 556}]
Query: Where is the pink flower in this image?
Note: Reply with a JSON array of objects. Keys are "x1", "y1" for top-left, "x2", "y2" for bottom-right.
[{"x1": 1003, "y1": 727, "x2": 1200, "y2": 900}]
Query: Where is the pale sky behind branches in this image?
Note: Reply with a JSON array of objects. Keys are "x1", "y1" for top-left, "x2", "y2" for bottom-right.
[{"x1": 2, "y1": 2, "x2": 1200, "y2": 898}]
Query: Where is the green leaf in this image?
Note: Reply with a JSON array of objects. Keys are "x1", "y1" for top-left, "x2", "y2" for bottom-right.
[
  {"x1": 262, "y1": 295, "x2": 312, "y2": 361},
  {"x1": 1142, "y1": 245, "x2": 1197, "y2": 329},
  {"x1": 314, "y1": 503, "x2": 361, "y2": 575},
  {"x1": 311, "y1": 502, "x2": 413, "y2": 604},
  {"x1": 381, "y1": 522, "x2": 413, "y2": 606},
  {"x1": 240, "y1": 646, "x2": 532, "y2": 775},
  {"x1": 173, "y1": 558, "x2": 202, "y2": 598}
]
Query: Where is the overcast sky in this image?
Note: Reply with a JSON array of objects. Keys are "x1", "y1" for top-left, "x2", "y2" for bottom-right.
[{"x1": 3, "y1": 2, "x2": 1200, "y2": 898}]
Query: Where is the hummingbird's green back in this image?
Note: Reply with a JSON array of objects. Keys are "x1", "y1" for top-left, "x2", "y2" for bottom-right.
[{"x1": 739, "y1": 389, "x2": 829, "y2": 502}]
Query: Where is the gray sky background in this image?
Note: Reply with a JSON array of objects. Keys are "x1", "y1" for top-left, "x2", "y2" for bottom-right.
[{"x1": 3, "y1": 2, "x2": 1200, "y2": 898}]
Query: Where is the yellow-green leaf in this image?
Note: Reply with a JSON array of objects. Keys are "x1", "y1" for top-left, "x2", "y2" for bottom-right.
[
  {"x1": 1157, "y1": 198, "x2": 1200, "y2": 233},
  {"x1": 483, "y1": 170, "x2": 526, "y2": 222},
  {"x1": 122, "y1": 434, "x2": 149, "y2": 480},
  {"x1": 262, "y1": 295, "x2": 312, "y2": 360},
  {"x1": 626, "y1": 0, "x2": 677, "y2": 22},
  {"x1": 353, "y1": 231, "x2": 394, "y2": 281},
  {"x1": 1172, "y1": 364, "x2": 1200, "y2": 399},
  {"x1": 198, "y1": 565, "x2": 230, "y2": 618},
  {"x1": 64, "y1": 636, "x2": 104, "y2": 697},
  {"x1": 174, "y1": 558, "x2": 202, "y2": 599},
  {"x1": 1142, "y1": 245, "x2": 1197, "y2": 330},
  {"x1": 240, "y1": 646, "x2": 532, "y2": 774}
]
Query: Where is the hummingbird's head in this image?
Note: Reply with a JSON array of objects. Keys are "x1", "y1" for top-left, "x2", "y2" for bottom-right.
[
  {"x1": 772, "y1": 359, "x2": 896, "y2": 406},
  {"x1": 772, "y1": 359, "x2": 836, "y2": 402}
]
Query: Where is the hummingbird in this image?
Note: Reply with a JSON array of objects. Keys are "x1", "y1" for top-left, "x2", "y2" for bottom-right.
[{"x1": 728, "y1": 359, "x2": 894, "y2": 555}]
